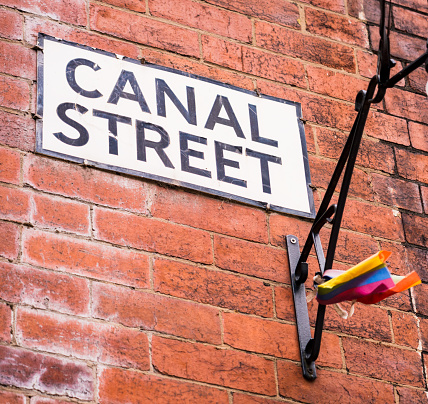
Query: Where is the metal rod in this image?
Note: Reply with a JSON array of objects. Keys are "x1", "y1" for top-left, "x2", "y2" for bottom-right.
[{"x1": 385, "y1": 51, "x2": 428, "y2": 88}]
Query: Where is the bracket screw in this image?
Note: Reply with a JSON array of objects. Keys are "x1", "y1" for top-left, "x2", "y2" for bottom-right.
[{"x1": 290, "y1": 238, "x2": 297, "y2": 244}]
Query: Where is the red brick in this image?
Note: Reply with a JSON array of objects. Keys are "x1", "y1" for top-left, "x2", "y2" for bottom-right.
[
  {"x1": 151, "y1": 185, "x2": 268, "y2": 243},
  {"x1": 214, "y1": 235, "x2": 288, "y2": 283},
  {"x1": 343, "y1": 338, "x2": 424, "y2": 387},
  {"x1": 304, "y1": 124, "x2": 317, "y2": 154},
  {"x1": 396, "y1": 148, "x2": 428, "y2": 184},
  {"x1": 243, "y1": 47, "x2": 306, "y2": 88},
  {"x1": 301, "y1": 0, "x2": 345, "y2": 13},
  {"x1": 348, "y1": 0, "x2": 385, "y2": 23},
  {"x1": 0, "y1": 261, "x2": 90, "y2": 316},
  {"x1": 92, "y1": 282, "x2": 221, "y2": 344},
  {"x1": 269, "y1": 213, "x2": 312, "y2": 248},
  {"x1": 16, "y1": 308, "x2": 150, "y2": 370},
  {"x1": 420, "y1": 317, "x2": 428, "y2": 351},
  {"x1": 0, "y1": 41, "x2": 36, "y2": 80},
  {"x1": 402, "y1": 213, "x2": 428, "y2": 247},
  {"x1": 401, "y1": 246, "x2": 428, "y2": 283},
  {"x1": 0, "y1": 391, "x2": 25, "y2": 404},
  {"x1": 0, "y1": 185, "x2": 30, "y2": 222},
  {"x1": 408, "y1": 66, "x2": 428, "y2": 95},
  {"x1": 255, "y1": 21, "x2": 355, "y2": 72},
  {"x1": 30, "y1": 193, "x2": 90, "y2": 235},
  {"x1": 22, "y1": 229, "x2": 150, "y2": 289},
  {"x1": 409, "y1": 121, "x2": 428, "y2": 153},
  {"x1": 0, "y1": 8, "x2": 23, "y2": 40},
  {"x1": 365, "y1": 111, "x2": 410, "y2": 145},
  {"x1": 30, "y1": 398, "x2": 74, "y2": 404},
  {"x1": 393, "y1": 0, "x2": 428, "y2": 13},
  {"x1": 379, "y1": 241, "x2": 411, "y2": 277},
  {"x1": 0, "y1": 221, "x2": 19, "y2": 260},
  {"x1": 305, "y1": 8, "x2": 369, "y2": 48},
  {"x1": 307, "y1": 66, "x2": 368, "y2": 103},
  {"x1": 202, "y1": 36, "x2": 243, "y2": 71},
  {"x1": 0, "y1": 75, "x2": 30, "y2": 112},
  {"x1": 0, "y1": 346, "x2": 94, "y2": 400},
  {"x1": 0, "y1": 0, "x2": 86, "y2": 25},
  {"x1": 99, "y1": 0, "x2": 146, "y2": 12},
  {"x1": 385, "y1": 88, "x2": 428, "y2": 125},
  {"x1": 371, "y1": 173, "x2": 423, "y2": 213},
  {"x1": 393, "y1": 7, "x2": 428, "y2": 38},
  {"x1": 94, "y1": 207, "x2": 213, "y2": 264},
  {"x1": 149, "y1": 0, "x2": 252, "y2": 42},
  {"x1": 25, "y1": 16, "x2": 140, "y2": 59},
  {"x1": 153, "y1": 258, "x2": 274, "y2": 317},
  {"x1": 99, "y1": 367, "x2": 229, "y2": 404},
  {"x1": 0, "y1": 111, "x2": 35, "y2": 151},
  {"x1": 356, "y1": 50, "x2": 404, "y2": 83},
  {"x1": 203, "y1": 0, "x2": 301, "y2": 28},
  {"x1": 152, "y1": 336, "x2": 276, "y2": 395},
  {"x1": 0, "y1": 302, "x2": 11, "y2": 342},
  {"x1": 341, "y1": 199, "x2": 404, "y2": 241},
  {"x1": 0, "y1": 147, "x2": 20, "y2": 185},
  {"x1": 396, "y1": 386, "x2": 428, "y2": 404},
  {"x1": 391, "y1": 311, "x2": 419, "y2": 349},
  {"x1": 277, "y1": 360, "x2": 394, "y2": 403},
  {"x1": 423, "y1": 186, "x2": 428, "y2": 215},
  {"x1": 24, "y1": 154, "x2": 149, "y2": 212},
  {"x1": 275, "y1": 286, "x2": 295, "y2": 322},
  {"x1": 233, "y1": 395, "x2": 282, "y2": 404},
  {"x1": 90, "y1": 4, "x2": 199, "y2": 57},
  {"x1": 413, "y1": 282, "x2": 428, "y2": 316}
]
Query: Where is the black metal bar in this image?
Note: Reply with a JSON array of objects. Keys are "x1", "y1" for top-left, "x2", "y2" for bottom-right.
[{"x1": 385, "y1": 50, "x2": 428, "y2": 88}]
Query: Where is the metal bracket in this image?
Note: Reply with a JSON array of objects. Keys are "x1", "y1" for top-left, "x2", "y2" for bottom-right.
[{"x1": 286, "y1": 235, "x2": 316, "y2": 381}]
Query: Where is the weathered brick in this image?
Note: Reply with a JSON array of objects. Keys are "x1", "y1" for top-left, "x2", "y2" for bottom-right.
[
  {"x1": 393, "y1": 7, "x2": 428, "y2": 38},
  {"x1": 422, "y1": 186, "x2": 428, "y2": 215},
  {"x1": 365, "y1": 111, "x2": 409, "y2": 145},
  {"x1": 393, "y1": 0, "x2": 428, "y2": 13},
  {"x1": 0, "y1": 261, "x2": 90, "y2": 316},
  {"x1": 99, "y1": 0, "x2": 146, "y2": 12},
  {"x1": 396, "y1": 386, "x2": 428, "y2": 404},
  {"x1": 275, "y1": 286, "x2": 295, "y2": 322},
  {"x1": 203, "y1": 0, "x2": 301, "y2": 27},
  {"x1": 22, "y1": 229, "x2": 150, "y2": 289},
  {"x1": 30, "y1": 398, "x2": 74, "y2": 404},
  {"x1": 391, "y1": 311, "x2": 419, "y2": 349},
  {"x1": 255, "y1": 21, "x2": 355, "y2": 72},
  {"x1": 413, "y1": 282, "x2": 428, "y2": 316},
  {"x1": 24, "y1": 154, "x2": 149, "y2": 212},
  {"x1": 90, "y1": 3, "x2": 199, "y2": 57},
  {"x1": 0, "y1": 74, "x2": 31, "y2": 112},
  {"x1": 356, "y1": 50, "x2": 404, "y2": 83},
  {"x1": 30, "y1": 193, "x2": 91, "y2": 235},
  {"x1": 92, "y1": 282, "x2": 221, "y2": 344},
  {"x1": 420, "y1": 317, "x2": 428, "y2": 352},
  {"x1": 371, "y1": 174, "x2": 423, "y2": 213},
  {"x1": 152, "y1": 336, "x2": 276, "y2": 395},
  {"x1": 0, "y1": 221, "x2": 19, "y2": 260},
  {"x1": 277, "y1": 360, "x2": 394, "y2": 403},
  {"x1": 306, "y1": 66, "x2": 368, "y2": 103},
  {"x1": 0, "y1": 346, "x2": 94, "y2": 400},
  {"x1": 396, "y1": 148, "x2": 428, "y2": 184},
  {"x1": 151, "y1": 185, "x2": 268, "y2": 243},
  {"x1": 223, "y1": 312, "x2": 342, "y2": 368},
  {"x1": 305, "y1": 8, "x2": 369, "y2": 47},
  {"x1": 402, "y1": 213, "x2": 428, "y2": 247},
  {"x1": 0, "y1": 41, "x2": 36, "y2": 80},
  {"x1": 0, "y1": 302, "x2": 11, "y2": 342},
  {"x1": 408, "y1": 66, "x2": 428, "y2": 95},
  {"x1": 402, "y1": 246, "x2": 428, "y2": 283},
  {"x1": 153, "y1": 258, "x2": 274, "y2": 317},
  {"x1": 0, "y1": 185, "x2": 30, "y2": 222},
  {"x1": 16, "y1": 308, "x2": 150, "y2": 370},
  {"x1": 99, "y1": 367, "x2": 229, "y2": 404},
  {"x1": 202, "y1": 35, "x2": 243, "y2": 71},
  {"x1": 348, "y1": 0, "x2": 385, "y2": 23},
  {"x1": 0, "y1": 0, "x2": 87, "y2": 25},
  {"x1": 214, "y1": 235, "x2": 288, "y2": 283},
  {"x1": 0, "y1": 147, "x2": 20, "y2": 185},
  {"x1": 342, "y1": 338, "x2": 424, "y2": 387},
  {"x1": 0, "y1": 391, "x2": 25, "y2": 404},
  {"x1": 149, "y1": 0, "x2": 252, "y2": 42},
  {"x1": 385, "y1": 88, "x2": 428, "y2": 125},
  {"x1": 233, "y1": 394, "x2": 282, "y2": 404},
  {"x1": 94, "y1": 207, "x2": 213, "y2": 264},
  {"x1": 0, "y1": 111, "x2": 35, "y2": 151},
  {"x1": 409, "y1": 121, "x2": 428, "y2": 153},
  {"x1": 0, "y1": 8, "x2": 23, "y2": 40},
  {"x1": 269, "y1": 213, "x2": 312, "y2": 248}
]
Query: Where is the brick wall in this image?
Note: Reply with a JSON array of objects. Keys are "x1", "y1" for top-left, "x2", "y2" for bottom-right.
[{"x1": 0, "y1": 0, "x2": 427, "y2": 403}]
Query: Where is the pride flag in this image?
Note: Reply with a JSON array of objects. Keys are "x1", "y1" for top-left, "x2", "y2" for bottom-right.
[{"x1": 316, "y1": 251, "x2": 421, "y2": 305}]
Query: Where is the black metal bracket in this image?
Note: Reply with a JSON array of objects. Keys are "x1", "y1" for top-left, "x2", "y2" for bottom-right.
[{"x1": 287, "y1": 0, "x2": 428, "y2": 380}]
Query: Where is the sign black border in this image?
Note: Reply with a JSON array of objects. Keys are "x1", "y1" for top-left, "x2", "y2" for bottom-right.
[{"x1": 36, "y1": 33, "x2": 315, "y2": 219}]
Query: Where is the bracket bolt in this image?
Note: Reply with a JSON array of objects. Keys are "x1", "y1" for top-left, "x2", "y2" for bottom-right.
[{"x1": 290, "y1": 238, "x2": 297, "y2": 244}]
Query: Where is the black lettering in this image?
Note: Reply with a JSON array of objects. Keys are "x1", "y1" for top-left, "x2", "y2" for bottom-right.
[
  {"x1": 66, "y1": 58, "x2": 102, "y2": 98},
  {"x1": 246, "y1": 149, "x2": 282, "y2": 194},
  {"x1": 93, "y1": 110, "x2": 132, "y2": 155},
  {"x1": 53, "y1": 102, "x2": 89, "y2": 146},
  {"x1": 249, "y1": 104, "x2": 278, "y2": 147},
  {"x1": 156, "y1": 79, "x2": 197, "y2": 125},
  {"x1": 136, "y1": 121, "x2": 174, "y2": 168},
  {"x1": 205, "y1": 95, "x2": 245, "y2": 138},
  {"x1": 180, "y1": 132, "x2": 211, "y2": 178},
  {"x1": 215, "y1": 141, "x2": 246, "y2": 187},
  {"x1": 108, "y1": 70, "x2": 151, "y2": 113}
]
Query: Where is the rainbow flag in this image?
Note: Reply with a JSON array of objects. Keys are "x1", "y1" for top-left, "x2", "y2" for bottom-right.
[{"x1": 316, "y1": 251, "x2": 421, "y2": 305}]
